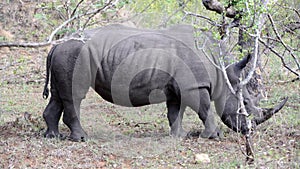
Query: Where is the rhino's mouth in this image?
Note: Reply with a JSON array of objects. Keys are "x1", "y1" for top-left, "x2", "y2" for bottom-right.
[{"x1": 252, "y1": 97, "x2": 288, "y2": 126}]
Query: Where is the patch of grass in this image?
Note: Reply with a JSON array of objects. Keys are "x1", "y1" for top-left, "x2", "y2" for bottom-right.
[
  {"x1": 0, "y1": 84, "x2": 47, "y2": 120},
  {"x1": 1, "y1": 66, "x2": 298, "y2": 168}
]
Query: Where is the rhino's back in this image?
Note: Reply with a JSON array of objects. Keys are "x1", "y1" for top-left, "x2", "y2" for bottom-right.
[{"x1": 84, "y1": 24, "x2": 211, "y2": 106}]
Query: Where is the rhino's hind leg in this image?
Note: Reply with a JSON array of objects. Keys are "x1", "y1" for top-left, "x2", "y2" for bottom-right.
[
  {"x1": 62, "y1": 99, "x2": 88, "y2": 142},
  {"x1": 167, "y1": 102, "x2": 187, "y2": 137},
  {"x1": 43, "y1": 97, "x2": 64, "y2": 139}
]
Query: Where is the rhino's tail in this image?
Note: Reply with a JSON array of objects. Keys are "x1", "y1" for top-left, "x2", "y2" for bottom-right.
[{"x1": 42, "y1": 45, "x2": 57, "y2": 99}]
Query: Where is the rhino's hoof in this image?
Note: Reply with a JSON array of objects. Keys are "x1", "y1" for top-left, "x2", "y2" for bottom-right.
[
  {"x1": 200, "y1": 129, "x2": 223, "y2": 140},
  {"x1": 44, "y1": 131, "x2": 66, "y2": 140},
  {"x1": 68, "y1": 132, "x2": 88, "y2": 142},
  {"x1": 170, "y1": 128, "x2": 188, "y2": 138},
  {"x1": 186, "y1": 131, "x2": 201, "y2": 138}
]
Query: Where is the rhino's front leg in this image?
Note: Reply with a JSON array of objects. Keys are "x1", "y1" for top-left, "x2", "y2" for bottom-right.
[
  {"x1": 167, "y1": 102, "x2": 187, "y2": 137},
  {"x1": 189, "y1": 89, "x2": 223, "y2": 139},
  {"x1": 199, "y1": 108, "x2": 223, "y2": 139}
]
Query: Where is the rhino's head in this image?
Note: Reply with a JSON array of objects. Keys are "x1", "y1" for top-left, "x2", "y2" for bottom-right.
[{"x1": 220, "y1": 55, "x2": 288, "y2": 135}]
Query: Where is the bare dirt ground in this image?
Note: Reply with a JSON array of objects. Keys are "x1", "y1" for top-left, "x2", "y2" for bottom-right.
[{"x1": 0, "y1": 1, "x2": 299, "y2": 168}]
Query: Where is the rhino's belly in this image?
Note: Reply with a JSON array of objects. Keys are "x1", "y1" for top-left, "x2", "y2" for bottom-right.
[{"x1": 94, "y1": 69, "x2": 175, "y2": 107}]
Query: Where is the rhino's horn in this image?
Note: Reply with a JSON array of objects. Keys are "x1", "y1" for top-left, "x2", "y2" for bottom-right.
[
  {"x1": 253, "y1": 97, "x2": 288, "y2": 125},
  {"x1": 235, "y1": 53, "x2": 251, "y2": 70}
]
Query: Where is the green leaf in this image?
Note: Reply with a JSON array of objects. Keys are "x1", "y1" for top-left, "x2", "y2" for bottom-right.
[{"x1": 34, "y1": 13, "x2": 44, "y2": 20}]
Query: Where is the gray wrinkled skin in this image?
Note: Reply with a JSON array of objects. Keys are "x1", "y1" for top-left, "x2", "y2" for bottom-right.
[{"x1": 42, "y1": 24, "x2": 284, "y2": 141}]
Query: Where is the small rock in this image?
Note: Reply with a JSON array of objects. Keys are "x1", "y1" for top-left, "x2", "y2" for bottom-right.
[
  {"x1": 195, "y1": 153, "x2": 211, "y2": 164},
  {"x1": 0, "y1": 47, "x2": 10, "y2": 53}
]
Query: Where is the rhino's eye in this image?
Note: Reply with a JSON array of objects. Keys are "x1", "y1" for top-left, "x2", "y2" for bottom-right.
[{"x1": 244, "y1": 98, "x2": 252, "y2": 106}]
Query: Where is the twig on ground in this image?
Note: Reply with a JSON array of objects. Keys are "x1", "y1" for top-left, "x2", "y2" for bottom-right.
[{"x1": 276, "y1": 77, "x2": 300, "y2": 84}]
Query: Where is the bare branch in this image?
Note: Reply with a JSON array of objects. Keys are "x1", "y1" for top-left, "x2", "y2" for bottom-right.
[
  {"x1": 183, "y1": 11, "x2": 221, "y2": 26},
  {"x1": 221, "y1": 62, "x2": 236, "y2": 94},
  {"x1": 240, "y1": 0, "x2": 270, "y2": 87},
  {"x1": 70, "y1": 0, "x2": 85, "y2": 18},
  {"x1": 218, "y1": 40, "x2": 237, "y2": 95},
  {"x1": 201, "y1": 48, "x2": 222, "y2": 70},
  {"x1": 47, "y1": 15, "x2": 78, "y2": 43},
  {"x1": 267, "y1": 13, "x2": 300, "y2": 70},
  {"x1": 259, "y1": 38, "x2": 300, "y2": 77},
  {"x1": 261, "y1": 36, "x2": 281, "y2": 43},
  {"x1": 159, "y1": 0, "x2": 191, "y2": 27},
  {"x1": 82, "y1": 0, "x2": 114, "y2": 29},
  {"x1": 106, "y1": 0, "x2": 157, "y2": 25},
  {"x1": 294, "y1": 8, "x2": 300, "y2": 18},
  {"x1": 49, "y1": 0, "x2": 114, "y2": 42},
  {"x1": 240, "y1": 31, "x2": 259, "y2": 86},
  {"x1": 128, "y1": 0, "x2": 157, "y2": 20},
  {"x1": 280, "y1": 5, "x2": 300, "y2": 18},
  {"x1": 240, "y1": 1, "x2": 255, "y2": 29},
  {"x1": 197, "y1": 34, "x2": 236, "y2": 94}
]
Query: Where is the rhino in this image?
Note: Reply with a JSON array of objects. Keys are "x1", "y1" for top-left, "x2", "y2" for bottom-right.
[{"x1": 42, "y1": 24, "x2": 287, "y2": 141}]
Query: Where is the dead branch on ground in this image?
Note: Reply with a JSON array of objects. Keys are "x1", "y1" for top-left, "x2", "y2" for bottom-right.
[{"x1": 0, "y1": 0, "x2": 114, "y2": 48}]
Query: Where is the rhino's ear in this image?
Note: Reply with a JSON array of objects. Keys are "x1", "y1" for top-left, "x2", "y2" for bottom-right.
[{"x1": 235, "y1": 54, "x2": 251, "y2": 72}]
